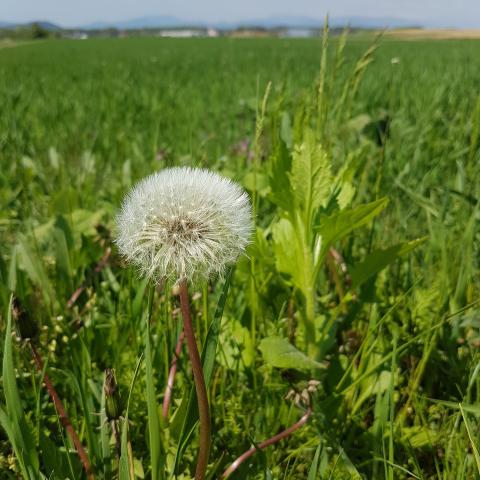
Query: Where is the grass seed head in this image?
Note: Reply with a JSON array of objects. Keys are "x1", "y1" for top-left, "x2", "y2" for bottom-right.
[{"x1": 115, "y1": 167, "x2": 252, "y2": 283}]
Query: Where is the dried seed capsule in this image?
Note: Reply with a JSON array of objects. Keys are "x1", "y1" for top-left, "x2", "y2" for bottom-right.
[{"x1": 104, "y1": 368, "x2": 123, "y2": 421}]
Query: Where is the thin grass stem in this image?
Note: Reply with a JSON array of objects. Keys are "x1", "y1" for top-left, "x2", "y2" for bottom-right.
[
  {"x1": 30, "y1": 342, "x2": 95, "y2": 480},
  {"x1": 222, "y1": 405, "x2": 312, "y2": 478}
]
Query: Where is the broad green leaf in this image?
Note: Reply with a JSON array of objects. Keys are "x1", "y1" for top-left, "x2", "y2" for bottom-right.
[
  {"x1": 272, "y1": 218, "x2": 314, "y2": 298},
  {"x1": 350, "y1": 237, "x2": 427, "y2": 289},
  {"x1": 290, "y1": 129, "x2": 331, "y2": 220},
  {"x1": 242, "y1": 172, "x2": 270, "y2": 197},
  {"x1": 16, "y1": 236, "x2": 54, "y2": 306},
  {"x1": 332, "y1": 146, "x2": 367, "y2": 209},
  {"x1": 315, "y1": 197, "x2": 389, "y2": 256},
  {"x1": 336, "y1": 181, "x2": 355, "y2": 210},
  {"x1": 218, "y1": 319, "x2": 254, "y2": 369},
  {"x1": 272, "y1": 219, "x2": 302, "y2": 279},
  {"x1": 346, "y1": 113, "x2": 372, "y2": 133},
  {"x1": 32, "y1": 218, "x2": 56, "y2": 244},
  {"x1": 401, "y1": 426, "x2": 439, "y2": 448},
  {"x1": 353, "y1": 370, "x2": 392, "y2": 414},
  {"x1": 70, "y1": 209, "x2": 105, "y2": 246},
  {"x1": 259, "y1": 336, "x2": 325, "y2": 371}
]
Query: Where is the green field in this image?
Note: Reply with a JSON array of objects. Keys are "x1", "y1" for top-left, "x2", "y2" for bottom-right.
[{"x1": 0, "y1": 36, "x2": 479, "y2": 479}]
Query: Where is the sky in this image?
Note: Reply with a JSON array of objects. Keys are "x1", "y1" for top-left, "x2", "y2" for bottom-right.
[{"x1": 1, "y1": 0, "x2": 479, "y2": 28}]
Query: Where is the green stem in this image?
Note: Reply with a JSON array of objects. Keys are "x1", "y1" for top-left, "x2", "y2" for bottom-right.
[
  {"x1": 179, "y1": 280, "x2": 211, "y2": 480},
  {"x1": 305, "y1": 286, "x2": 319, "y2": 359}
]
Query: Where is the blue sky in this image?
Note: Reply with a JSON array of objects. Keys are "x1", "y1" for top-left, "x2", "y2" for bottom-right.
[{"x1": 1, "y1": 0, "x2": 479, "y2": 28}]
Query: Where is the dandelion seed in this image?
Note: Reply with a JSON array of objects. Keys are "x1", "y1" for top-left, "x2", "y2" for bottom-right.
[{"x1": 115, "y1": 167, "x2": 252, "y2": 283}]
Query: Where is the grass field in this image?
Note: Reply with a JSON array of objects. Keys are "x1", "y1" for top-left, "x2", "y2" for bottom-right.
[{"x1": 0, "y1": 35, "x2": 479, "y2": 479}]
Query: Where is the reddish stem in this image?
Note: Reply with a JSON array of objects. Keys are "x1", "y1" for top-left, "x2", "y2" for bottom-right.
[
  {"x1": 162, "y1": 330, "x2": 185, "y2": 419},
  {"x1": 67, "y1": 248, "x2": 111, "y2": 309},
  {"x1": 179, "y1": 280, "x2": 211, "y2": 480},
  {"x1": 30, "y1": 343, "x2": 95, "y2": 480},
  {"x1": 222, "y1": 405, "x2": 312, "y2": 479}
]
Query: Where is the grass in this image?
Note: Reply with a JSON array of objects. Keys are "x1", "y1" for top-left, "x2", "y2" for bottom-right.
[{"x1": 0, "y1": 34, "x2": 479, "y2": 479}]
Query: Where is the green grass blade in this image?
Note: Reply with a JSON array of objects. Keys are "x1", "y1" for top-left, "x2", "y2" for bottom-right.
[
  {"x1": 459, "y1": 403, "x2": 480, "y2": 475},
  {"x1": 100, "y1": 371, "x2": 112, "y2": 479},
  {"x1": 144, "y1": 317, "x2": 163, "y2": 480},
  {"x1": 307, "y1": 443, "x2": 322, "y2": 480},
  {"x1": 2, "y1": 295, "x2": 40, "y2": 479},
  {"x1": 119, "y1": 354, "x2": 144, "y2": 480}
]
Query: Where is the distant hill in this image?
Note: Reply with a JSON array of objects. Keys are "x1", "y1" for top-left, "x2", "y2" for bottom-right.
[
  {"x1": 81, "y1": 15, "x2": 185, "y2": 30},
  {"x1": 217, "y1": 15, "x2": 418, "y2": 29},
  {"x1": 0, "y1": 20, "x2": 61, "y2": 30}
]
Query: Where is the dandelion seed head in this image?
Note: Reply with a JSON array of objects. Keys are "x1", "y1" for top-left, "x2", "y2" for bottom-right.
[{"x1": 115, "y1": 167, "x2": 252, "y2": 283}]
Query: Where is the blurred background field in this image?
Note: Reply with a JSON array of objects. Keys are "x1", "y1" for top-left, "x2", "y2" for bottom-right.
[{"x1": 0, "y1": 35, "x2": 479, "y2": 479}]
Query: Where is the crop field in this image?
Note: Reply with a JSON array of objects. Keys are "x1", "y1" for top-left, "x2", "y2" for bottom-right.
[{"x1": 0, "y1": 35, "x2": 479, "y2": 479}]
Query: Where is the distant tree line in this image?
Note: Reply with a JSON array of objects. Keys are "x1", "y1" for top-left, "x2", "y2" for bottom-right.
[{"x1": 0, "y1": 23, "x2": 60, "y2": 40}]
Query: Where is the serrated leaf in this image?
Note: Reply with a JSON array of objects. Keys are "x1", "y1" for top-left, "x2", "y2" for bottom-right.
[
  {"x1": 272, "y1": 218, "x2": 301, "y2": 279},
  {"x1": 316, "y1": 197, "x2": 388, "y2": 257},
  {"x1": 259, "y1": 336, "x2": 325, "y2": 371},
  {"x1": 350, "y1": 237, "x2": 427, "y2": 289},
  {"x1": 290, "y1": 129, "x2": 331, "y2": 220}
]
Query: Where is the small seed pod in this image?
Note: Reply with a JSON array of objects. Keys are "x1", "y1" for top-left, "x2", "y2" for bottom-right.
[
  {"x1": 104, "y1": 368, "x2": 123, "y2": 421},
  {"x1": 11, "y1": 296, "x2": 39, "y2": 341}
]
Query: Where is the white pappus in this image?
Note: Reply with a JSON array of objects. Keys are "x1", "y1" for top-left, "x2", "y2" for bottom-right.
[{"x1": 115, "y1": 167, "x2": 252, "y2": 283}]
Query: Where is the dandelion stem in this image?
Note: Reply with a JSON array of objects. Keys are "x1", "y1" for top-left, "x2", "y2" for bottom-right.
[
  {"x1": 30, "y1": 342, "x2": 95, "y2": 480},
  {"x1": 162, "y1": 329, "x2": 185, "y2": 419},
  {"x1": 179, "y1": 280, "x2": 211, "y2": 480},
  {"x1": 221, "y1": 405, "x2": 312, "y2": 479}
]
